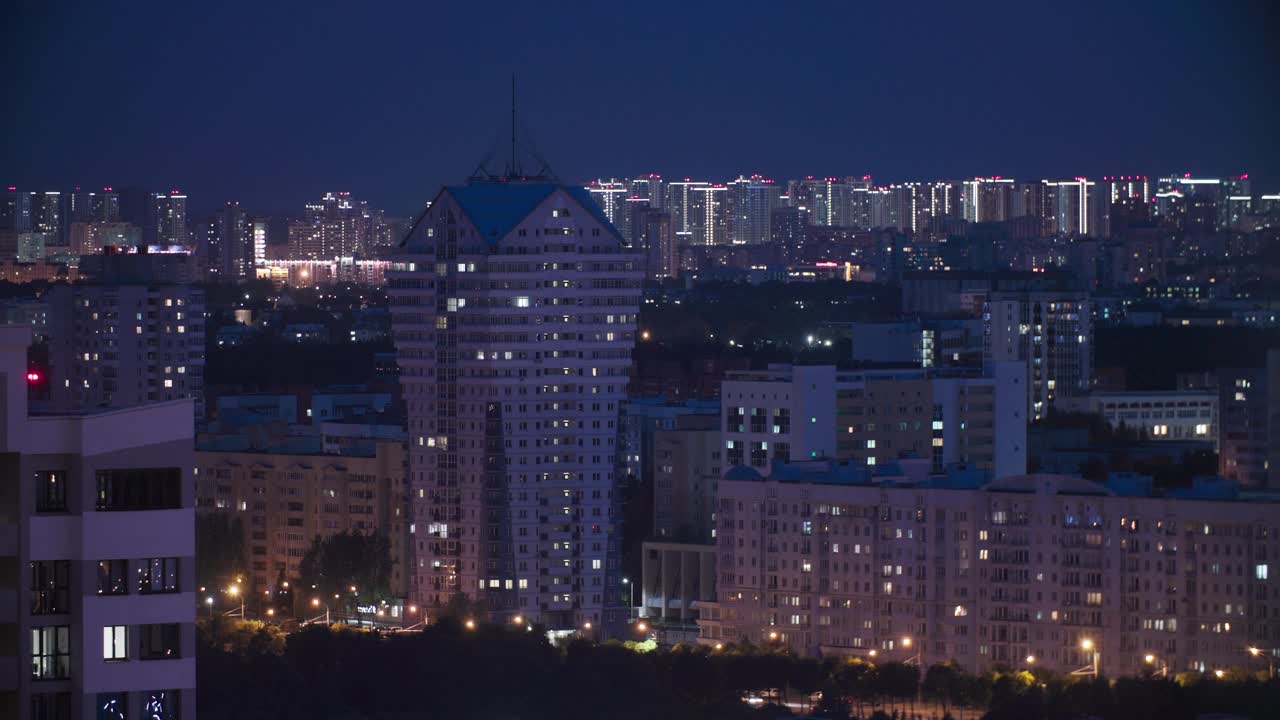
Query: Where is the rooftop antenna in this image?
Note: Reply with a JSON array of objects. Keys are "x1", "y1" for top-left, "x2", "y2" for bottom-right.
[{"x1": 506, "y1": 75, "x2": 521, "y2": 178}]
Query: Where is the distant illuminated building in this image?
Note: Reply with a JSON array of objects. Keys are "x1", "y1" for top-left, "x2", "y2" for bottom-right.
[
  {"x1": 963, "y1": 177, "x2": 1015, "y2": 223},
  {"x1": 150, "y1": 190, "x2": 188, "y2": 246},
  {"x1": 629, "y1": 174, "x2": 665, "y2": 210},
  {"x1": 726, "y1": 175, "x2": 778, "y2": 245},
  {"x1": 666, "y1": 179, "x2": 708, "y2": 248},
  {"x1": 690, "y1": 184, "x2": 728, "y2": 246},
  {"x1": 587, "y1": 179, "x2": 628, "y2": 233},
  {"x1": 812, "y1": 177, "x2": 853, "y2": 227}
]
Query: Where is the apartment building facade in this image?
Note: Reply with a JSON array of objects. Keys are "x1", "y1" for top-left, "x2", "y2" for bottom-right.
[
  {"x1": 194, "y1": 438, "x2": 409, "y2": 598},
  {"x1": 1, "y1": 325, "x2": 196, "y2": 720},
  {"x1": 723, "y1": 364, "x2": 1026, "y2": 483},
  {"x1": 388, "y1": 180, "x2": 641, "y2": 631},
  {"x1": 702, "y1": 460, "x2": 1280, "y2": 677}
]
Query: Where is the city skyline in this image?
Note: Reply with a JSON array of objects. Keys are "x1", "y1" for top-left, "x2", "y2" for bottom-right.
[{"x1": 3, "y1": 1, "x2": 1277, "y2": 215}]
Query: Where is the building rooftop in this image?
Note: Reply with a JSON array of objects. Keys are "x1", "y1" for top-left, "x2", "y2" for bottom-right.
[
  {"x1": 722, "y1": 460, "x2": 1280, "y2": 504},
  {"x1": 441, "y1": 183, "x2": 618, "y2": 244}
]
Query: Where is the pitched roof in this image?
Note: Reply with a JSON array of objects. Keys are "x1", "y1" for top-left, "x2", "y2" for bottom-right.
[{"x1": 443, "y1": 182, "x2": 620, "y2": 244}]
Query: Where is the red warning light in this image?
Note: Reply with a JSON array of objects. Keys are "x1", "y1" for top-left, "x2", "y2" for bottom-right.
[{"x1": 26, "y1": 371, "x2": 41, "y2": 383}]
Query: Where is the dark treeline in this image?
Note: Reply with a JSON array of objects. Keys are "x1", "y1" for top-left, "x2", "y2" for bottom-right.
[{"x1": 199, "y1": 621, "x2": 1279, "y2": 720}]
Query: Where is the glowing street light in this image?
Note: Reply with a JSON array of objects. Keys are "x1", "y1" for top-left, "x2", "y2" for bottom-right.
[
  {"x1": 1072, "y1": 639, "x2": 1099, "y2": 678},
  {"x1": 582, "y1": 622, "x2": 592, "y2": 631},
  {"x1": 1246, "y1": 647, "x2": 1275, "y2": 678},
  {"x1": 901, "y1": 636, "x2": 920, "y2": 666},
  {"x1": 714, "y1": 643, "x2": 723, "y2": 651},
  {"x1": 1025, "y1": 655, "x2": 1036, "y2": 665},
  {"x1": 767, "y1": 630, "x2": 779, "y2": 641},
  {"x1": 1214, "y1": 669, "x2": 1225, "y2": 679},
  {"x1": 464, "y1": 619, "x2": 476, "y2": 630},
  {"x1": 311, "y1": 598, "x2": 321, "y2": 607},
  {"x1": 513, "y1": 615, "x2": 524, "y2": 625}
]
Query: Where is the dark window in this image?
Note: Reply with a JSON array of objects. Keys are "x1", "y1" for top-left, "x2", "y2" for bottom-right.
[
  {"x1": 140, "y1": 623, "x2": 181, "y2": 660},
  {"x1": 35, "y1": 471, "x2": 68, "y2": 512},
  {"x1": 30, "y1": 692, "x2": 71, "y2": 720},
  {"x1": 96, "y1": 468, "x2": 182, "y2": 511},
  {"x1": 138, "y1": 557, "x2": 180, "y2": 594},
  {"x1": 30, "y1": 560, "x2": 70, "y2": 614},
  {"x1": 98, "y1": 560, "x2": 129, "y2": 596},
  {"x1": 31, "y1": 625, "x2": 70, "y2": 679},
  {"x1": 98, "y1": 692, "x2": 127, "y2": 719},
  {"x1": 144, "y1": 690, "x2": 180, "y2": 720}
]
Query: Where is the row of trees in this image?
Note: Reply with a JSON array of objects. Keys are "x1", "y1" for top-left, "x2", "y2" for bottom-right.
[
  {"x1": 198, "y1": 619, "x2": 1280, "y2": 720},
  {"x1": 196, "y1": 519, "x2": 393, "y2": 619}
]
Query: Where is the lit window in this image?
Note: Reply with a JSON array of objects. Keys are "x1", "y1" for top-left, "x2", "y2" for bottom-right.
[
  {"x1": 104, "y1": 625, "x2": 127, "y2": 661},
  {"x1": 1258, "y1": 564, "x2": 1269, "y2": 580}
]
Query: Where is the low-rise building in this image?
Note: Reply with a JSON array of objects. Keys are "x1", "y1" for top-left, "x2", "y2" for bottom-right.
[{"x1": 1062, "y1": 390, "x2": 1218, "y2": 447}]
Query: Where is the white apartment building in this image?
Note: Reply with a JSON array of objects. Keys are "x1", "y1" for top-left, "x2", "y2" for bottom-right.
[
  {"x1": 1, "y1": 325, "x2": 196, "y2": 720},
  {"x1": 723, "y1": 364, "x2": 1026, "y2": 481},
  {"x1": 702, "y1": 460, "x2": 1280, "y2": 678},
  {"x1": 388, "y1": 180, "x2": 641, "y2": 632},
  {"x1": 1063, "y1": 390, "x2": 1218, "y2": 448},
  {"x1": 722, "y1": 365, "x2": 838, "y2": 474},
  {"x1": 985, "y1": 291, "x2": 1092, "y2": 421}
]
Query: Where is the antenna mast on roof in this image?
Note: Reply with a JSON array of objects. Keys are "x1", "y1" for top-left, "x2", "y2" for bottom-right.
[{"x1": 506, "y1": 76, "x2": 522, "y2": 178}]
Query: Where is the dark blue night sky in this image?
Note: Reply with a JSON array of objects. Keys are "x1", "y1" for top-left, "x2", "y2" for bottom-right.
[{"x1": 2, "y1": 0, "x2": 1276, "y2": 215}]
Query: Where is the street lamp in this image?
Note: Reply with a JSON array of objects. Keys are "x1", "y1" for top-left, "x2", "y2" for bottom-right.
[
  {"x1": 622, "y1": 577, "x2": 635, "y2": 619},
  {"x1": 513, "y1": 615, "x2": 524, "y2": 626},
  {"x1": 464, "y1": 619, "x2": 476, "y2": 630},
  {"x1": 635, "y1": 621, "x2": 648, "y2": 633},
  {"x1": 1142, "y1": 653, "x2": 1168, "y2": 677},
  {"x1": 1247, "y1": 647, "x2": 1276, "y2": 679},
  {"x1": 1072, "y1": 639, "x2": 1099, "y2": 679},
  {"x1": 767, "y1": 630, "x2": 779, "y2": 641},
  {"x1": 1214, "y1": 669, "x2": 1225, "y2": 679},
  {"x1": 901, "y1": 636, "x2": 920, "y2": 665},
  {"x1": 1025, "y1": 655, "x2": 1036, "y2": 665},
  {"x1": 226, "y1": 583, "x2": 244, "y2": 619}
]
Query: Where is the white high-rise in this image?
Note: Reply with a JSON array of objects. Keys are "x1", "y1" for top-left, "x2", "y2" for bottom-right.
[{"x1": 389, "y1": 178, "x2": 641, "y2": 632}]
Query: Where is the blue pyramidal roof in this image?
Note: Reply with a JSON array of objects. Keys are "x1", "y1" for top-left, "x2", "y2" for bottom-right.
[{"x1": 443, "y1": 182, "x2": 619, "y2": 244}]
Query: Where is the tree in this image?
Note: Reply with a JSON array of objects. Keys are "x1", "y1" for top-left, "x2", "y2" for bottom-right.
[
  {"x1": 196, "y1": 513, "x2": 246, "y2": 592},
  {"x1": 296, "y1": 530, "x2": 391, "y2": 613}
]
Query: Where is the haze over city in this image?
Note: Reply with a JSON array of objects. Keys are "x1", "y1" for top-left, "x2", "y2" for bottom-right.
[{"x1": 3, "y1": 1, "x2": 1278, "y2": 214}]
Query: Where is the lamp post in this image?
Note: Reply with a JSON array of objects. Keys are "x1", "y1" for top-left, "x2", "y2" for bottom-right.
[
  {"x1": 1142, "y1": 653, "x2": 1168, "y2": 678},
  {"x1": 901, "y1": 637, "x2": 922, "y2": 712},
  {"x1": 226, "y1": 583, "x2": 244, "y2": 619},
  {"x1": 1248, "y1": 647, "x2": 1276, "y2": 679},
  {"x1": 309, "y1": 597, "x2": 329, "y2": 625},
  {"x1": 1072, "y1": 638, "x2": 1099, "y2": 679},
  {"x1": 622, "y1": 577, "x2": 635, "y2": 620}
]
